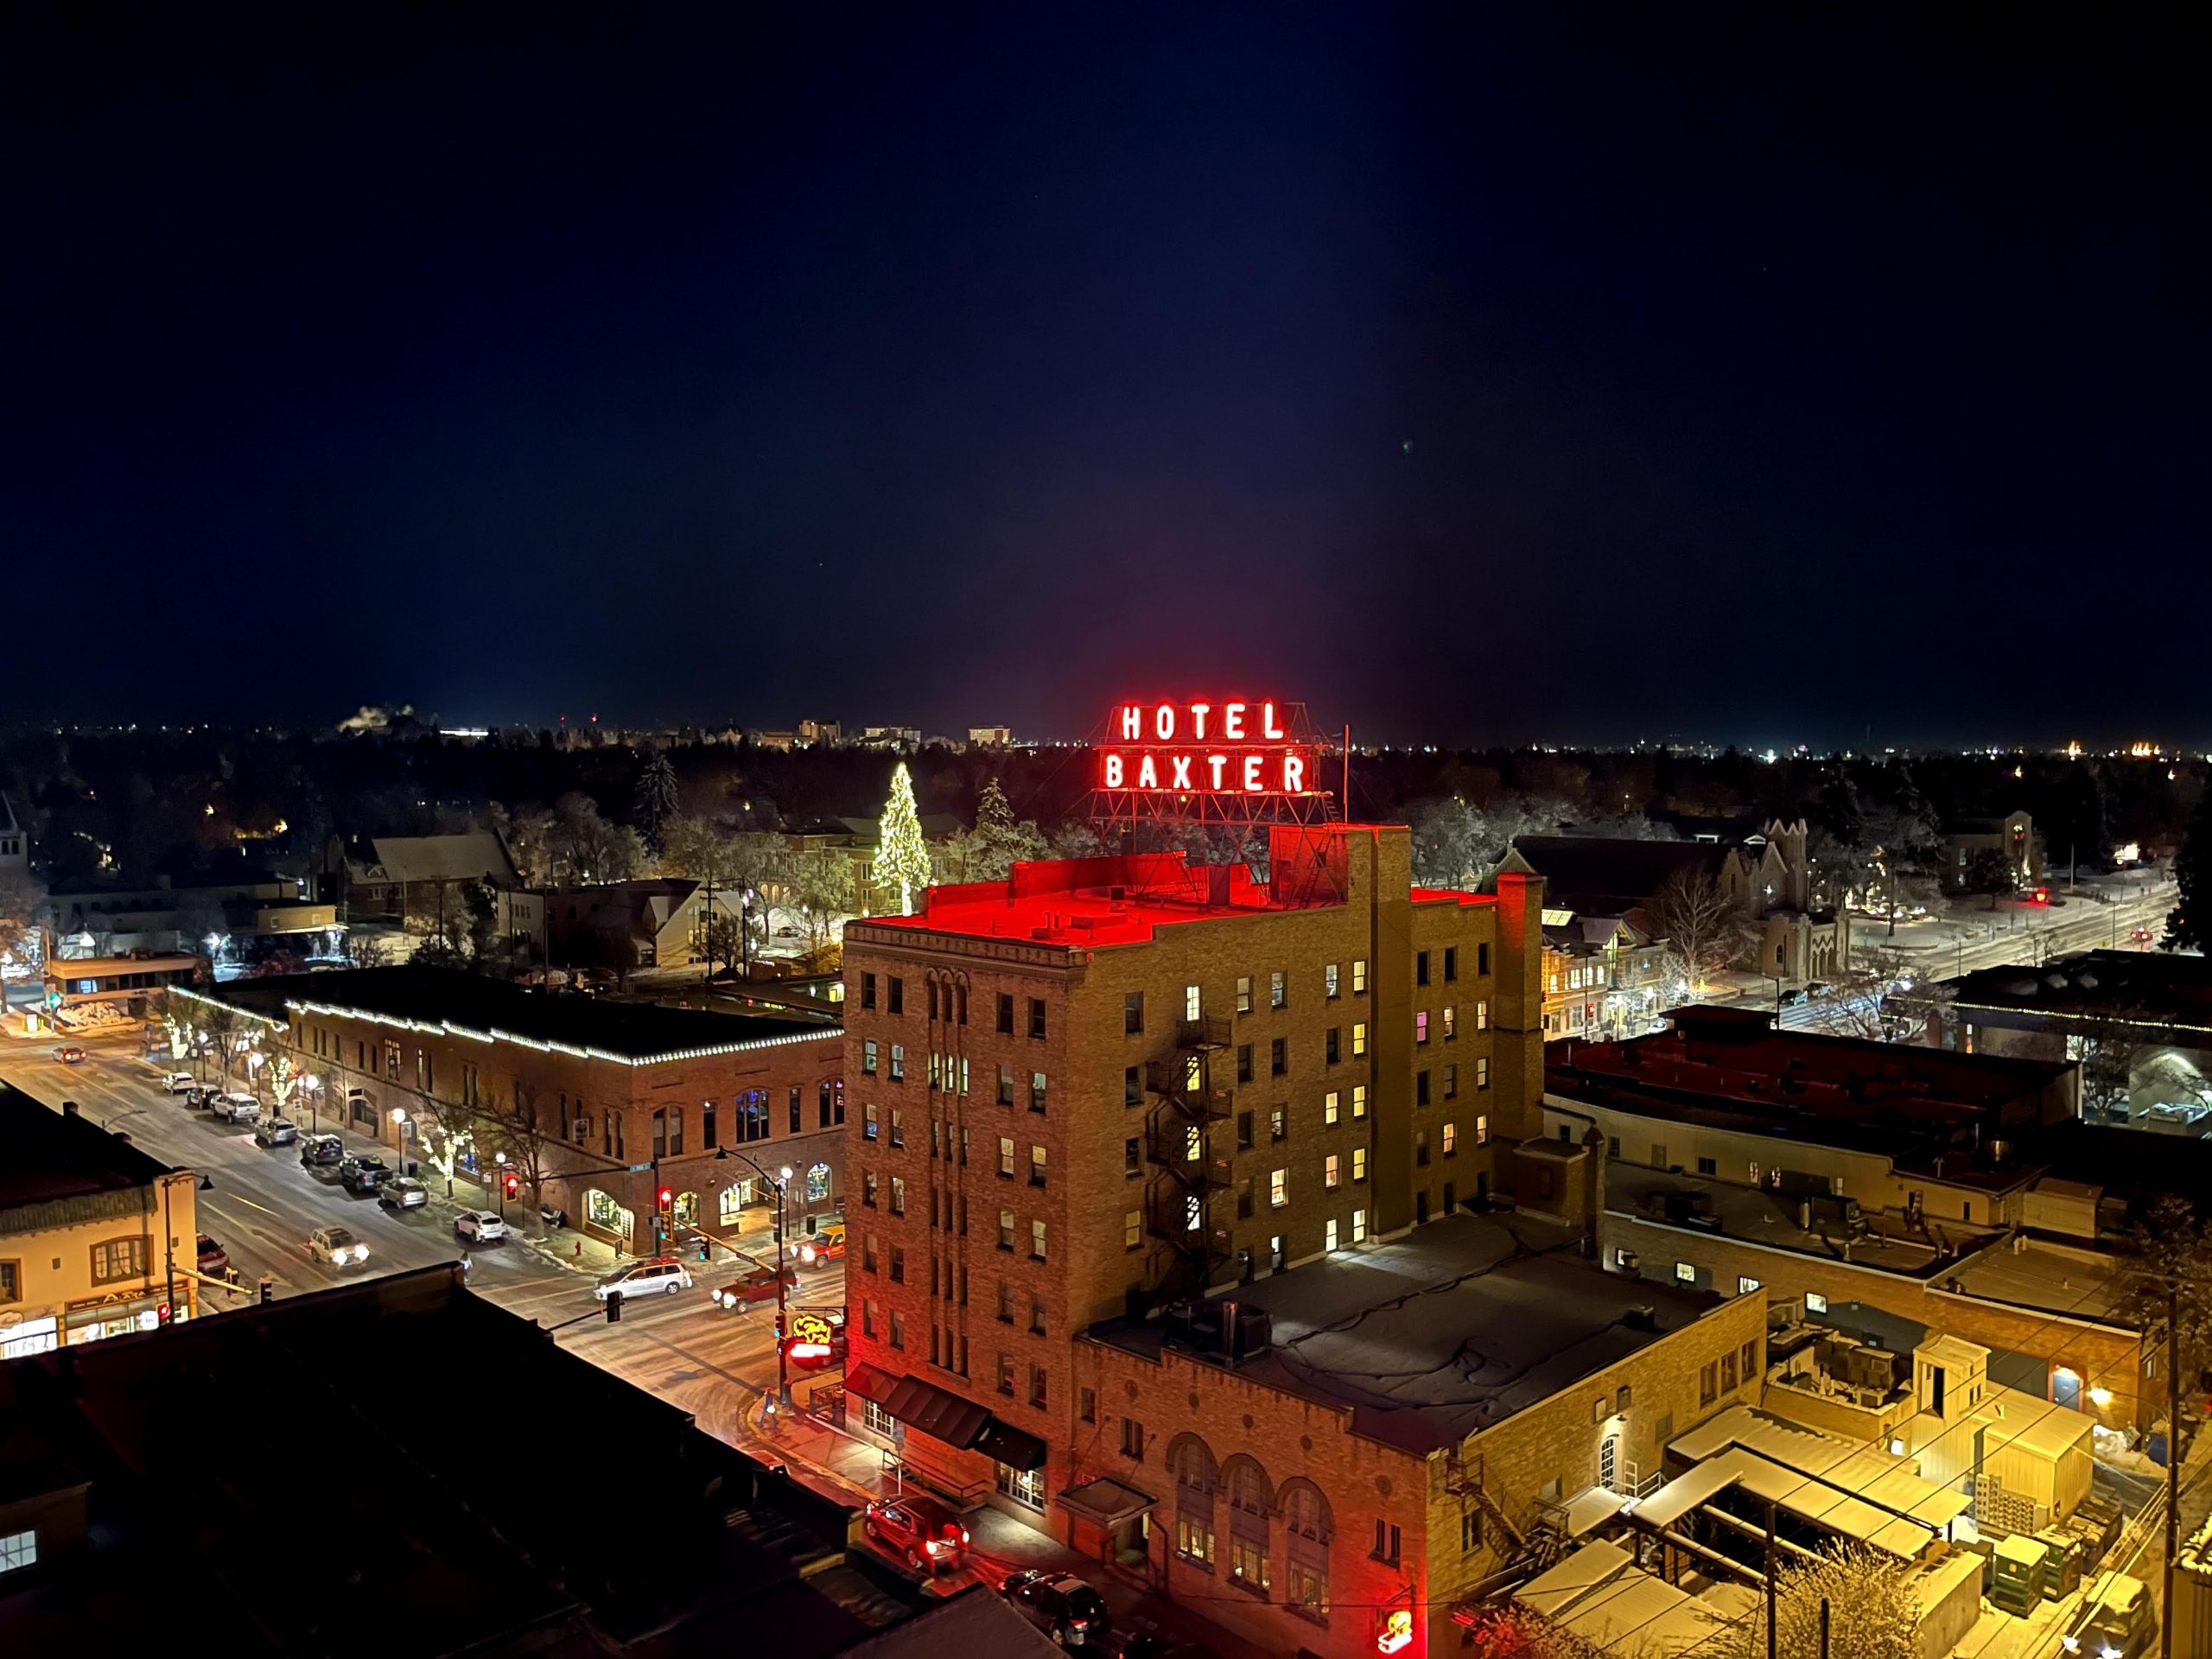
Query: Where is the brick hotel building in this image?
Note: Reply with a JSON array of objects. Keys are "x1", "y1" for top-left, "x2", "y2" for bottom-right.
[{"x1": 840, "y1": 830, "x2": 1553, "y2": 1540}]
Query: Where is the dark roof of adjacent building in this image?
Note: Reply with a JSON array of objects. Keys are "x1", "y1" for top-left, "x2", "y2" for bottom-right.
[
  {"x1": 349, "y1": 830, "x2": 521, "y2": 887},
  {"x1": 0, "y1": 1084, "x2": 175, "y2": 1209},
  {"x1": 832, "y1": 1586, "x2": 1060, "y2": 1657},
  {"x1": 1088, "y1": 1210, "x2": 1726, "y2": 1454},
  {"x1": 0, "y1": 1268, "x2": 918, "y2": 1656},
  {"x1": 1509, "y1": 836, "x2": 1731, "y2": 913},
  {"x1": 1946, "y1": 949, "x2": 2212, "y2": 1033},
  {"x1": 1548, "y1": 1007, "x2": 2073, "y2": 1178},
  {"x1": 215, "y1": 964, "x2": 835, "y2": 1058}
]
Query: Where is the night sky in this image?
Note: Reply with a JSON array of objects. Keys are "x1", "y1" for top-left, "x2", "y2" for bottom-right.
[{"x1": 5, "y1": 7, "x2": 2205, "y2": 747}]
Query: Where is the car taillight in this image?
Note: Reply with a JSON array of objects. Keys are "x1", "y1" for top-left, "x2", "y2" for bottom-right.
[{"x1": 960, "y1": 1529, "x2": 969, "y2": 1545}]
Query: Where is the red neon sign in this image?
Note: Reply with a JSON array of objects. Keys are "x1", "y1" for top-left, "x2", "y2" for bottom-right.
[{"x1": 1099, "y1": 699, "x2": 1319, "y2": 796}]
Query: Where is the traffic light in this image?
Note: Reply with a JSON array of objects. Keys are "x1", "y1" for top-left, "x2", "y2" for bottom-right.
[
  {"x1": 606, "y1": 1289, "x2": 623, "y2": 1324},
  {"x1": 503, "y1": 1170, "x2": 519, "y2": 1200},
  {"x1": 658, "y1": 1186, "x2": 673, "y2": 1213},
  {"x1": 156, "y1": 1302, "x2": 173, "y2": 1325}
]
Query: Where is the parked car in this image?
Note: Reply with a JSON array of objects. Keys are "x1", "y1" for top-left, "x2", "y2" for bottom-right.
[
  {"x1": 52, "y1": 1045, "x2": 86, "y2": 1065},
  {"x1": 798, "y1": 1220, "x2": 847, "y2": 1266},
  {"x1": 339, "y1": 1154, "x2": 391, "y2": 1194},
  {"x1": 253, "y1": 1117, "x2": 298, "y2": 1147},
  {"x1": 713, "y1": 1264, "x2": 798, "y2": 1306},
  {"x1": 299, "y1": 1133, "x2": 344, "y2": 1168},
  {"x1": 594, "y1": 1258, "x2": 692, "y2": 1300},
  {"x1": 196, "y1": 1234, "x2": 231, "y2": 1276},
  {"x1": 1002, "y1": 1571, "x2": 1111, "y2": 1647},
  {"x1": 307, "y1": 1225, "x2": 371, "y2": 1267},
  {"x1": 160, "y1": 1071, "x2": 197, "y2": 1093},
  {"x1": 210, "y1": 1092, "x2": 263, "y2": 1125},
  {"x1": 379, "y1": 1177, "x2": 429, "y2": 1211},
  {"x1": 454, "y1": 1210, "x2": 508, "y2": 1243},
  {"x1": 862, "y1": 1491, "x2": 969, "y2": 1573}
]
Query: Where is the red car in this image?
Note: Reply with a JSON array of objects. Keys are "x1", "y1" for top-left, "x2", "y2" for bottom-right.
[
  {"x1": 712, "y1": 1265, "x2": 798, "y2": 1307},
  {"x1": 863, "y1": 1491, "x2": 969, "y2": 1573},
  {"x1": 52, "y1": 1045, "x2": 86, "y2": 1065}
]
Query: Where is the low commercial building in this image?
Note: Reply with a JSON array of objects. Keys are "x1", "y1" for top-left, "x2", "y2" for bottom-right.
[
  {"x1": 0, "y1": 1086, "x2": 200, "y2": 1358},
  {"x1": 1540, "y1": 912, "x2": 1671, "y2": 1042},
  {"x1": 1942, "y1": 810, "x2": 2044, "y2": 890},
  {"x1": 41, "y1": 953, "x2": 201, "y2": 1016},
  {"x1": 1051, "y1": 1211, "x2": 1767, "y2": 1659},
  {"x1": 203, "y1": 967, "x2": 845, "y2": 1252},
  {"x1": 47, "y1": 869, "x2": 337, "y2": 963},
  {"x1": 543, "y1": 876, "x2": 736, "y2": 969}
]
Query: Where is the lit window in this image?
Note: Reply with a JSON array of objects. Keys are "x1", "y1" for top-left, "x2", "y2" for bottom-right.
[
  {"x1": 1476, "y1": 1057, "x2": 1490, "y2": 1090},
  {"x1": 1414, "y1": 1011, "x2": 1428, "y2": 1046},
  {"x1": 1325, "y1": 1217, "x2": 1338, "y2": 1250},
  {"x1": 1351, "y1": 1085, "x2": 1367, "y2": 1119},
  {"x1": 1675, "y1": 1262, "x2": 1696, "y2": 1284},
  {"x1": 1125, "y1": 1211, "x2": 1142, "y2": 1250},
  {"x1": 1270, "y1": 1168, "x2": 1288, "y2": 1208},
  {"x1": 1325, "y1": 1154, "x2": 1340, "y2": 1189},
  {"x1": 1443, "y1": 1005, "x2": 1456, "y2": 1039},
  {"x1": 1325, "y1": 963, "x2": 1339, "y2": 999},
  {"x1": 1805, "y1": 1292, "x2": 1828, "y2": 1314},
  {"x1": 1476, "y1": 1001, "x2": 1489, "y2": 1030},
  {"x1": 1351, "y1": 1208, "x2": 1368, "y2": 1243},
  {"x1": 1323, "y1": 1090, "x2": 1339, "y2": 1125},
  {"x1": 1474, "y1": 1114, "x2": 1488, "y2": 1144},
  {"x1": 1270, "y1": 970, "x2": 1286, "y2": 1009},
  {"x1": 0, "y1": 1529, "x2": 35, "y2": 1575},
  {"x1": 1236, "y1": 976, "x2": 1252, "y2": 1014},
  {"x1": 1352, "y1": 1147, "x2": 1367, "y2": 1181},
  {"x1": 1352, "y1": 959, "x2": 1367, "y2": 994},
  {"x1": 1738, "y1": 1275, "x2": 1761, "y2": 1295},
  {"x1": 1031, "y1": 1219, "x2": 1047, "y2": 1260},
  {"x1": 1443, "y1": 1122, "x2": 1457, "y2": 1156},
  {"x1": 1185, "y1": 984, "x2": 1202, "y2": 1021}
]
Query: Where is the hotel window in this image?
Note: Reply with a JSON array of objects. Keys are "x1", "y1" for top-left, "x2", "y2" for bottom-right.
[
  {"x1": 1125, "y1": 1210, "x2": 1142, "y2": 1250},
  {"x1": 997, "y1": 1065, "x2": 1014, "y2": 1105},
  {"x1": 1351, "y1": 1084, "x2": 1367, "y2": 1119},
  {"x1": 1270, "y1": 1103, "x2": 1287, "y2": 1142},
  {"x1": 1351, "y1": 1023, "x2": 1366, "y2": 1058},
  {"x1": 1416, "y1": 950, "x2": 1430, "y2": 987},
  {"x1": 889, "y1": 1177, "x2": 906, "y2": 1215},
  {"x1": 1324, "y1": 962, "x2": 1339, "y2": 999},
  {"x1": 1351, "y1": 1147, "x2": 1367, "y2": 1181},
  {"x1": 888, "y1": 976, "x2": 904, "y2": 1014},
  {"x1": 1476, "y1": 1000, "x2": 1489, "y2": 1030},
  {"x1": 1697, "y1": 1156, "x2": 1716, "y2": 1176},
  {"x1": 1236, "y1": 1109, "x2": 1254, "y2": 1150},
  {"x1": 1030, "y1": 1144, "x2": 1047, "y2": 1186},
  {"x1": 1124, "y1": 991, "x2": 1144, "y2": 1033},
  {"x1": 1742, "y1": 1340, "x2": 1759, "y2": 1384},
  {"x1": 1475, "y1": 1114, "x2": 1489, "y2": 1143},
  {"x1": 1028, "y1": 996, "x2": 1046, "y2": 1039},
  {"x1": 1185, "y1": 984, "x2": 1202, "y2": 1021},
  {"x1": 1031, "y1": 1293, "x2": 1047, "y2": 1335},
  {"x1": 861, "y1": 1171, "x2": 878, "y2": 1208},
  {"x1": 1476, "y1": 1057, "x2": 1490, "y2": 1090},
  {"x1": 888, "y1": 1108, "x2": 904, "y2": 1148},
  {"x1": 1270, "y1": 1037, "x2": 1287, "y2": 1076},
  {"x1": 1352, "y1": 958, "x2": 1367, "y2": 994},
  {"x1": 1030, "y1": 1071, "x2": 1048, "y2": 1113},
  {"x1": 1445, "y1": 945, "x2": 1458, "y2": 981},
  {"x1": 1236, "y1": 1179, "x2": 1254, "y2": 1218},
  {"x1": 889, "y1": 1044, "x2": 905, "y2": 1081},
  {"x1": 887, "y1": 1311, "x2": 905, "y2": 1350},
  {"x1": 1417, "y1": 1010, "x2": 1431, "y2": 1045},
  {"x1": 1124, "y1": 1136, "x2": 1141, "y2": 1177},
  {"x1": 1443, "y1": 1122, "x2": 1457, "y2": 1156},
  {"x1": 997, "y1": 993, "x2": 1014, "y2": 1033},
  {"x1": 1325, "y1": 1154, "x2": 1340, "y2": 1189},
  {"x1": 1416, "y1": 1070, "x2": 1430, "y2": 1106},
  {"x1": 1442, "y1": 1005, "x2": 1456, "y2": 1039},
  {"x1": 1031, "y1": 1219, "x2": 1047, "y2": 1260},
  {"x1": 1478, "y1": 943, "x2": 1490, "y2": 975},
  {"x1": 1325, "y1": 1217, "x2": 1339, "y2": 1250},
  {"x1": 1125, "y1": 1065, "x2": 1142, "y2": 1107},
  {"x1": 787, "y1": 1087, "x2": 801, "y2": 1134},
  {"x1": 1236, "y1": 976, "x2": 1253, "y2": 1014},
  {"x1": 1121, "y1": 1419, "x2": 1145, "y2": 1460},
  {"x1": 1270, "y1": 1168, "x2": 1288, "y2": 1208},
  {"x1": 1721, "y1": 1351, "x2": 1738, "y2": 1391},
  {"x1": 1270, "y1": 970, "x2": 1287, "y2": 1009},
  {"x1": 997, "y1": 1353, "x2": 1015, "y2": 1395},
  {"x1": 1323, "y1": 1090, "x2": 1339, "y2": 1125},
  {"x1": 1415, "y1": 1130, "x2": 1429, "y2": 1167},
  {"x1": 1738, "y1": 1275, "x2": 1761, "y2": 1296},
  {"x1": 1325, "y1": 1029, "x2": 1339, "y2": 1065},
  {"x1": 1352, "y1": 1207, "x2": 1368, "y2": 1243},
  {"x1": 889, "y1": 1245, "x2": 906, "y2": 1283},
  {"x1": 998, "y1": 1136, "x2": 1015, "y2": 1177},
  {"x1": 997, "y1": 1209, "x2": 1015, "y2": 1249},
  {"x1": 1031, "y1": 1364, "x2": 1048, "y2": 1408},
  {"x1": 863, "y1": 1039, "x2": 878, "y2": 1075},
  {"x1": 1700, "y1": 1363, "x2": 1718, "y2": 1406},
  {"x1": 996, "y1": 1280, "x2": 1013, "y2": 1322},
  {"x1": 1444, "y1": 1064, "x2": 1458, "y2": 1099},
  {"x1": 1237, "y1": 1044, "x2": 1254, "y2": 1084}
]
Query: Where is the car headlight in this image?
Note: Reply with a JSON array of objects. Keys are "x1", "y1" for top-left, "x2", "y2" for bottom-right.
[
  {"x1": 800, "y1": 1246, "x2": 817, "y2": 1262},
  {"x1": 925, "y1": 1540, "x2": 940, "y2": 1555}
]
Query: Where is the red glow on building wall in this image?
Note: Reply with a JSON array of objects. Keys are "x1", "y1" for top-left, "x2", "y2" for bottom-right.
[{"x1": 1099, "y1": 698, "x2": 1319, "y2": 796}]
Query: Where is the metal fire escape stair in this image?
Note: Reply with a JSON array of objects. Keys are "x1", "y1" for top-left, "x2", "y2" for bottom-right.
[{"x1": 1143, "y1": 1015, "x2": 1235, "y2": 1305}]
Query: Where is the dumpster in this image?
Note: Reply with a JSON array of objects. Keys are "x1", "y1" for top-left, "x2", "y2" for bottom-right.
[
  {"x1": 2034, "y1": 1529, "x2": 2082, "y2": 1599},
  {"x1": 1990, "y1": 1533, "x2": 2048, "y2": 1617}
]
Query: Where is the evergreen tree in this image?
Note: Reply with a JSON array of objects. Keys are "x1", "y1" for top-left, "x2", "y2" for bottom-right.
[
  {"x1": 877, "y1": 762, "x2": 932, "y2": 916},
  {"x1": 632, "y1": 753, "x2": 679, "y2": 853},
  {"x1": 2166, "y1": 791, "x2": 2212, "y2": 951}
]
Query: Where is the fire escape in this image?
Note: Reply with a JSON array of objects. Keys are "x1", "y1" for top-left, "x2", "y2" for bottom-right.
[{"x1": 1143, "y1": 1014, "x2": 1235, "y2": 1306}]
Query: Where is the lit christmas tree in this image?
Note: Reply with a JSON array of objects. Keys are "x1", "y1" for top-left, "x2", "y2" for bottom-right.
[{"x1": 878, "y1": 762, "x2": 932, "y2": 916}]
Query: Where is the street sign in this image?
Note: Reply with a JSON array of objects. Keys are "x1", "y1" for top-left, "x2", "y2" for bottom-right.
[{"x1": 627, "y1": 1162, "x2": 652, "y2": 1173}]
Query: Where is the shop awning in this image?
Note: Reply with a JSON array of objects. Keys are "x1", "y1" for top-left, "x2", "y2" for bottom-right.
[
  {"x1": 1058, "y1": 1477, "x2": 1157, "y2": 1527},
  {"x1": 844, "y1": 1363, "x2": 994, "y2": 1450},
  {"x1": 974, "y1": 1418, "x2": 1049, "y2": 1472}
]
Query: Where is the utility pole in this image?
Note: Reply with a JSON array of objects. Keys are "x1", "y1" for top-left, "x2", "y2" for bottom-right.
[
  {"x1": 1764, "y1": 1495, "x2": 1777, "y2": 1659},
  {"x1": 2165, "y1": 1280, "x2": 2181, "y2": 1659}
]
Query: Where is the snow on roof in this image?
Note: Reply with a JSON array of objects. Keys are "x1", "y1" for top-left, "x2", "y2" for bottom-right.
[{"x1": 1517, "y1": 1541, "x2": 1743, "y2": 1656}]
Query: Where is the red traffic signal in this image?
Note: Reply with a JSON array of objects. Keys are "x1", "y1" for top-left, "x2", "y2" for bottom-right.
[
  {"x1": 658, "y1": 1187, "x2": 674, "y2": 1211},
  {"x1": 503, "y1": 1170, "x2": 519, "y2": 1198},
  {"x1": 156, "y1": 1302, "x2": 173, "y2": 1325}
]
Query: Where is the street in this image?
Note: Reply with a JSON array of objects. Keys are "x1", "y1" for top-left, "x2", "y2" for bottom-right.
[{"x1": 0, "y1": 1029, "x2": 833, "y2": 1442}]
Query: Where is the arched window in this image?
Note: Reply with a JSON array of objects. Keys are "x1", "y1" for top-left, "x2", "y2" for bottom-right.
[
  {"x1": 1279, "y1": 1478, "x2": 1332, "y2": 1624},
  {"x1": 1221, "y1": 1455, "x2": 1273, "y2": 1596},
  {"x1": 1166, "y1": 1433, "x2": 1217, "y2": 1567},
  {"x1": 804, "y1": 1162, "x2": 831, "y2": 1204},
  {"x1": 671, "y1": 1191, "x2": 699, "y2": 1227}
]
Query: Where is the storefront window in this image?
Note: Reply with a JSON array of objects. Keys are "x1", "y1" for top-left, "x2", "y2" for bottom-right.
[
  {"x1": 805, "y1": 1163, "x2": 831, "y2": 1205},
  {"x1": 585, "y1": 1188, "x2": 634, "y2": 1237},
  {"x1": 720, "y1": 1179, "x2": 755, "y2": 1225},
  {"x1": 672, "y1": 1192, "x2": 699, "y2": 1227},
  {"x1": 995, "y1": 1463, "x2": 1045, "y2": 1510}
]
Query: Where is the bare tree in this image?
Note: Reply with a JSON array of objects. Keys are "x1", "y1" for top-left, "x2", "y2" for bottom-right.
[
  {"x1": 413, "y1": 1087, "x2": 480, "y2": 1198},
  {"x1": 480, "y1": 1077, "x2": 560, "y2": 1232},
  {"x1": 0, "y1": 871, "x2": 46, "y2": 966},
  {"x1": 1726, "y1": 1544, "x2": 1920, "y2": 1659},
  {"x1": 345, "y1": 930, "x2": 397, "y2": 969},
  {"x1": 1652, "y1": 867, "x2": 1752, "y2": 995}
]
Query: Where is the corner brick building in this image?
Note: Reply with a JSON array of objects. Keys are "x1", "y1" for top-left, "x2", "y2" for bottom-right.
[
  {"x1": 208, "y1": 968, "x2": 846, "y2": 1250},
  {"x1": 836, "y1": 825, "x2": 1773, "y2": 1655}
]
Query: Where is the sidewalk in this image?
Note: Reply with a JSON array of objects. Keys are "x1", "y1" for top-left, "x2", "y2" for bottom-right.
[{"x1": 744, "y1": 1389, "x2": 1274, "y2": 1659}]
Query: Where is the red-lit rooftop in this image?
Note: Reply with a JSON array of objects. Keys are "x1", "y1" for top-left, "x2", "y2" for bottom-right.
[{"x1": 849, "y1": 829, "x2": 1491, "y2": 952}]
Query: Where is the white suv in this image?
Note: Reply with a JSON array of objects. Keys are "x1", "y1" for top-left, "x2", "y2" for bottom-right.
[
  {"x1": 594, "y1": 1258, "x2": 693, "y2": 1301},
  {"x1": 211, "y1": 1093, "x2": 263, "y2": 1125},
  {"x1": 159, "y1": 1071, "x2": 196, "y2": 1093}
]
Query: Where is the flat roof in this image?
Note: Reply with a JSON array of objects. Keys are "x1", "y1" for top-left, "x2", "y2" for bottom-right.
[
  {"x1": 851, "y1": 830, "x2": 1491, "y2": 953},
  {"x1": 1088, "y1": 1211, "x2": 1724, "y2": 1454},
  {"x1": 213, "y1": 965, "x2": 836, "y2": 1062},
  {"x1": 0, "y1": 1084, "x2": 175, "y2": 1208},
  {"x1": 1605, "y1": 1162, "x2": 1986, "y2": 1278},
  {"x1": 1948, "y1": 950, "x2": 2212, "y2": 1033},
  {"x1": 1942, "y1": 1239, "x2": 2135, "y2": 1328}
]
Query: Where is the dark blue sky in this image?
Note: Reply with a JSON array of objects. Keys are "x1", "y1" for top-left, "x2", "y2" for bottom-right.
[{"x1": 5, "y1": 6, "x2": 2205, "y2": 747}]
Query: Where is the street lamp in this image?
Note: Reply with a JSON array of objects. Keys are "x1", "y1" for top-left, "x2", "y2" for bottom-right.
[
  {"x1": 390, "y1": 1106, "x2": 409, "y2": 1173},
  {"x1": 717, "y1": 1148, "x2": 796, "y2": 1406},
  {"x1": 494, "y1": 1150, "x2": 509, "y2": 1218}
]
